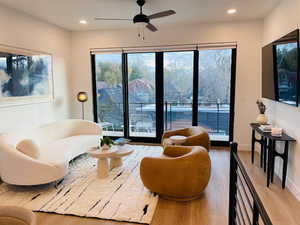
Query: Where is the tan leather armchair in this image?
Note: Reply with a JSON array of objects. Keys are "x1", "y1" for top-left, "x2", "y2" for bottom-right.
[
  {"x1": 162, "y1": 126, "x2": 210, "y2": 151},
  {"x1": 140, "y1": 146, "x2": 211, "y2": 201}
]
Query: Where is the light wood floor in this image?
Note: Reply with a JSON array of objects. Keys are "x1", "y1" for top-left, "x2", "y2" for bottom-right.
[
  {"x1": 239, "y1": 151, "x2": 300, "y2": 225},
  {"x1": 7, "y1": 149, "x2": 300, "y2": 225}
]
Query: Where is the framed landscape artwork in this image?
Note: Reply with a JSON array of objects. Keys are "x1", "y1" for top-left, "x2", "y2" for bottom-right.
[{"x1": 0, "y1": 45, "x2": 53, "y2": 107}]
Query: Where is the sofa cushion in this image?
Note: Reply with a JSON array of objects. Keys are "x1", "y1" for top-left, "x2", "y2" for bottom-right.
[
  {"x1": 16, "y1": 139, "x2": 40, "y2": 159},
  {"x1": 38, "y1": 135, "x2": 99, "y2": 165}
]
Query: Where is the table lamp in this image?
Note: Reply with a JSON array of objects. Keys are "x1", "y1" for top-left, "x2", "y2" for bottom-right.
[{"x1": 77, "y1": 91, "x2": 88, "y2": 120}]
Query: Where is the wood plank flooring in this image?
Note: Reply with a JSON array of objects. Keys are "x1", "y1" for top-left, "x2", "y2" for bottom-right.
[
  {"x1": 4, "y1": 149, "x2": 300, "y2": 225},
  {"x1": 239, "y1": 151, "x2": 300, "y2": 225}
]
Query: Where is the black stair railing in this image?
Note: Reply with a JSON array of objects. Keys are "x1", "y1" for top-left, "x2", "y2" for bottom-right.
[{"x1": 229, "y1": 142, "x2": 273, "y2": 225}]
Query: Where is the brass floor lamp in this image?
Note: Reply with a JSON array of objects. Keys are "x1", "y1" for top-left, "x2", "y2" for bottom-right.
[{"x1": 77, "y1": 92, "x2": 88, "y2": 120}]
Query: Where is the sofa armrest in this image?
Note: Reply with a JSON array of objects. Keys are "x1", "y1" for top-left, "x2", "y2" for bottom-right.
[
  {"x1": 72, "y1": 120, "x2": 103, "y2": 136},
  {"x1": 0, "y1": 143, "x2": 65, "y2": 185}
]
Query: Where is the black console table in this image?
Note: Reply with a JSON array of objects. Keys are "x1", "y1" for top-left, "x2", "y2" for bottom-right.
[{"x1": 250, "y1": 123, "x2": 296, "y2": 188}]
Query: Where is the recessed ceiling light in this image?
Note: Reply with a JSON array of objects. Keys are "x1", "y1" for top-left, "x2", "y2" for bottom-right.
[
  {"x1": 227, "y1": 8, "x2": 237, "y2": 14},
  {"x1": 79, "y1": 20, "x2": 87, "y2": 24}
]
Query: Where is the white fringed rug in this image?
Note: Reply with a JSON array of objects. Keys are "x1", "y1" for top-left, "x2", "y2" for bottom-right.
[{"x1": 0, "y1": 145, "x2": 162, "y2": 224}]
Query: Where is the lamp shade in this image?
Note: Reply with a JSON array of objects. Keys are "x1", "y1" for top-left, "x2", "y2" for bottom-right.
[{"x1": 77, "y1": 92, "x2": 88, "y2": 102}]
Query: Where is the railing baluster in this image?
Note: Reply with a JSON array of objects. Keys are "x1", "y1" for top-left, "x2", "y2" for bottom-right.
[
  {"x1": 237, "y1": 187, "x2": 251, "y2": 225},
  {"x1": 217, "y1": 101, "x2": 220, "y2": 133},
  {"x1": 237, "y1": 172, "x2": 253, "y2": 211},
  {"x1": 229, "y1": 142, "x2": 273, "y2": 225},
  {"x1": 252, "y1": 203, "x2": 259, "y2": 225},
  {"x1": 164, "y1": 102, "x2": 168, "y2": 130},
  {"x1": 170, "y1": 103, "x2": 172, "y2": 130},
  {"x1": 229, "y1": 142, "x2": 238, "y2": 225},
  {"x1": 236, "y1": 199, "x2": 247, "y2": 225},
  {"x1": 236, "y1": 206, "x2": 243, "y2": 225}
]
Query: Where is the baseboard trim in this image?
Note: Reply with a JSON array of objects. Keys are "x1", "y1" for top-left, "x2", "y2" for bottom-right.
[
  {"x1": 273, "y1": 165, "x2": 300, "y2": 202},
  {"x1": 234, "y1": 146, "x2": 300, "y2": 202},
  {"x1": 286, "y1": 177, "x2": 300, "y2": 202}
]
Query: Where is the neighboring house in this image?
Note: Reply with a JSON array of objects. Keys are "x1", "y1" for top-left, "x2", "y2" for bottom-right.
[
  {"x1": 97, "y1": 79, "x2": 155, "y2": 130},
  {"x1": 97, "y1": 85, "x2": 123, "y2": 128},
  {"x1": 128, "y1": 78, "x2": 154, "y2": 103}
]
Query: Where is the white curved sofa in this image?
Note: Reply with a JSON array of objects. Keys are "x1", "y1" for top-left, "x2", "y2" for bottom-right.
[{"x1": 0, "y1": 119, "x2": 102, "y2": 186}]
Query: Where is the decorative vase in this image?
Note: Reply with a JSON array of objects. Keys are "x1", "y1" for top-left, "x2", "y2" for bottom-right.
[
  {"x1": 256, "y1": 114, "x2": 268, "y2": 125},
  {"x1": 101, "y1": 144, "x2": 110, "y2": 151}
]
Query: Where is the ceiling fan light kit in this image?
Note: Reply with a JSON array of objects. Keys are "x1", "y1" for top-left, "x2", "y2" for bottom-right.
[{"x1": 94, "y1": 0, "x2": 176, "y2": 40}]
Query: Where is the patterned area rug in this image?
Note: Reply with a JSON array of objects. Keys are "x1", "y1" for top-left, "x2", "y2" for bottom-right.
[{"x1": 0, "y1": 145, "x2": 162, "y2": 224}]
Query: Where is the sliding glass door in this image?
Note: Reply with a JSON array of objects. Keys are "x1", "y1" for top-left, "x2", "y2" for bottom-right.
[
  {"x1": 93, "y1": 53, "x2": 124, "y2": 137},
  {"x1": 92, "y1": 48, "x2": 236, "y2": 145},
  {"x1": 127, "y1": 53, "x2": 156, "y2": 138},
  {"x1": 198, "y1": 49, "x2": 233, "y2": 142},
  {"x1": 164, "y1": 51, "x2": 194, "y2": 130}
]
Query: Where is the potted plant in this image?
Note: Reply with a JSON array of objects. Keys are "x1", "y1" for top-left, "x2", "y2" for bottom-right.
[
  {"x1": 100, "y1": 136, "x2": 114, "y2": 151},
  {"x1": 256, "y1": 99, "x2": 268, "y2": 124}
]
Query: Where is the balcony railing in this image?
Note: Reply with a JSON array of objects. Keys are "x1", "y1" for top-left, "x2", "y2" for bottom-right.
[
  {"x1": 98, "y1": 101, "x2": 230, "y2": 140},
  {"x1": 229, "y1": 142, "x2": 273, "y2": 225}
]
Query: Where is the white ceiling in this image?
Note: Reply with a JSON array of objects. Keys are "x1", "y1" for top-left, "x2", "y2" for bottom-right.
[{"x1": 0, "y1": 0, "x2": 281, "y2": 31}]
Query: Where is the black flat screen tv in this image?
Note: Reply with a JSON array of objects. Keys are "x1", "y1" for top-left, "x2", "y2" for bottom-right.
[{"x1": 262, "y1": 29, "x2": 300, "y2": 106}]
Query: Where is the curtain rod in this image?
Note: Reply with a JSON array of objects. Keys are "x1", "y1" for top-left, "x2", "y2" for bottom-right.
[
  {"x1": 90, "y1": 41, "x2": 237, "y2": 53},
  {"x1": 0, "y1": 43, "x2": 52, "y2": 55}
]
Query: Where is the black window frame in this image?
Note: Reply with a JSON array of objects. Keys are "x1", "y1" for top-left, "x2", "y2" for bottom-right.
[{"x1": 91, "y1": 48, "x2": 237, "y2": 146}]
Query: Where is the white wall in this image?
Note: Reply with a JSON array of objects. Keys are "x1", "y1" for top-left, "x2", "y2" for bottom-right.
[
  {"x1": 71, "y1": 20, "x2": 262, "y2": 149},
  {"x1": 0, "y1": 3, "x2": 263, "y2": 150},
  {"x1": 0, "y1": 4, "x2": 72, "y2": 132},
  {"x1": 263, "y1": 0, "x2": 300, "y2": 201}
]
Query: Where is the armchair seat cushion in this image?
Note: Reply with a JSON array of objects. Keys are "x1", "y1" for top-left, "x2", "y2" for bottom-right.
[{"x1": 169, "y1": 135, "x2": 187, "y2": 145}]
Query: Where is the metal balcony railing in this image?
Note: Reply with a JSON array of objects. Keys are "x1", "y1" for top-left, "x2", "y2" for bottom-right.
[
  {"x1": 98, "y1": 101, "x2": 230, "y2": 136},
  {"x1": 229, "y1": 142, "x2": 273, "y2": 225}
]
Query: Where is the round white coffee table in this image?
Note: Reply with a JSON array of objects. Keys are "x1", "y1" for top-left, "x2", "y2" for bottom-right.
[
  {"x1": 169, "y1": 135, "x2": 187, "y2": 145},
  {"x1": 88, "y1": 146, "x2": 134, "y2": 178},
  {"x1": 88, "y1": 148, "x2": 116, "y2": 179},
  {"x1": 110, "y1": 147, "x2": 134, "y2": 169}
]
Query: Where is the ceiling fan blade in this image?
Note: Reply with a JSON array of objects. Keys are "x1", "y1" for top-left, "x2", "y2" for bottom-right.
[
  {"x1": 94, "y1": 18, "x2": 132, "y2": 21},
  {"x1": 148, "y1": 10, "x2": 176, "y2": 19},
  {"x1": 146, "y1": 23, "x2": 158, "y2": 32}
]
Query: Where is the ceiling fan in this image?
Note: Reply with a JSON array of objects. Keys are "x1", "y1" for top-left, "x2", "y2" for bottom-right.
[{"x1": 94, "y1": 0, "x2": 176, "y2": 32}]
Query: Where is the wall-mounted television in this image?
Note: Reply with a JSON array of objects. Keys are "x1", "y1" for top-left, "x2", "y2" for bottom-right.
[{"x1": 262, "y1": 29, "x2": 300, "y2": 106}]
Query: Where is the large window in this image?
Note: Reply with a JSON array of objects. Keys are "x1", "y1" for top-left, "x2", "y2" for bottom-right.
[{"x1": 92, "y1": 47, "x2": 236, "y2": 144}]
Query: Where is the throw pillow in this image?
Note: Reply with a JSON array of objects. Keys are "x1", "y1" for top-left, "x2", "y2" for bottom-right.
[{"x1": 16, "y1": 139, "x2": 40, "y2": 159}]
